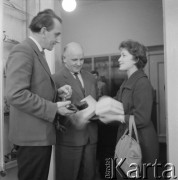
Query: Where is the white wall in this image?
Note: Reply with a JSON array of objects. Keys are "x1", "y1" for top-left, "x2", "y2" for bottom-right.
[
  {"x1": 3, "y1": 0, "x2": 27, "y2": 43},
  {"x1": 163, "y1": 0, "x2": 178, "y2": 176},
  {"x1": 61, "y1": 0, "x2": 163, "y2": 56}
]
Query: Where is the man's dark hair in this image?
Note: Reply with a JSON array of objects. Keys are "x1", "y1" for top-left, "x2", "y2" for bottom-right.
[{"x1": 29, "y1": 9, "x2": 62, "y2": 33}]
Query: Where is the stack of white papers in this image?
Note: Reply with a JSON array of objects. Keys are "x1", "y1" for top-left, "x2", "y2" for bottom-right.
[
  {"x1": 95, "y1": 96, "x2": 124, "y2": 124},
  {"x1": 71, "y1": 95, "x2": 124, "y2": 128},
  {"x1": 72, "y1": 95, "x2": 97, "y2": 128}
]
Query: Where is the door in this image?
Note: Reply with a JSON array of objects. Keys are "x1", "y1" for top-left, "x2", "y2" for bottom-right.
[{"x1": 148, "y1": 48, "x2": 166, "y2": 142}]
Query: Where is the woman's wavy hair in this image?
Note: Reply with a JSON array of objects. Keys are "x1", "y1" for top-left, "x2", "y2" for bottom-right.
[{"x1": 119, "y1": 40, "x2": 148, "y2": 69}]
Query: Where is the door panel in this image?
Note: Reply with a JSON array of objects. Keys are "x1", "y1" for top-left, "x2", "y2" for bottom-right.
[{"x1": 149, "y1": 50, "x2": 166, "y2": 142}]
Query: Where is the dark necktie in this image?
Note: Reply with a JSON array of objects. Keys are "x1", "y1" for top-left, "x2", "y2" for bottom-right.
[{"x1": 74, "y1": 72, "x2": 85, "y2": 95}]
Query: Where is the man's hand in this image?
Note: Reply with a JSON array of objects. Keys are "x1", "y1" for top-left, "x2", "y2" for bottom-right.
[
  {"x1": 57, "y1": 101, "x2": 75, "y2": 116},
  {"x1": 67, "y1": 95, "x2": 97, "y2": 129},
  {"x1": 58, "y1": 85, "x2": 72, "y2": 100}
]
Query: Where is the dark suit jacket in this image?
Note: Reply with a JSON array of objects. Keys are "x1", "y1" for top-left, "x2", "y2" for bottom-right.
[
  {"x1": 116, "y1": 70, "x2": 159, "y2": 163},
  {"x1": 6, "y1": 38, "x2": 58, "y2": 146},
  {"x1": 53, "y1": 66, "x2": 98, "y2": 146}
]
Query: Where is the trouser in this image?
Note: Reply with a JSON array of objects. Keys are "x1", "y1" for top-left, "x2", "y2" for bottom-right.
[
  {"x1": 16, "y1": 145, "x2": 52, "y2": 180},
  {"x1": 55, "y1": 143, "x2": 97, "y2": 180}
]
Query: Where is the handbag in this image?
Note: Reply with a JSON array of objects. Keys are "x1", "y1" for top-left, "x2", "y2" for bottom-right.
[{"x1": 114, "y1": 116, "x2": 142, "y2": 178}]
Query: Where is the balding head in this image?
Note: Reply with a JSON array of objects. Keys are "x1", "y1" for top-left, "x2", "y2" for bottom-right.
[
  {"x1": 63, "y1": 42, "x2": 84, "y2": 73},
  {"x1": 63, "y1": 42, "x2": 84, "y2": 57}
]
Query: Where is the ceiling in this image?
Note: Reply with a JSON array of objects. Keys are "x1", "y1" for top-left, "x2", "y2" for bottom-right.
[{"x1": 76, "y1": 0, "x2": 116, "y2": 6}]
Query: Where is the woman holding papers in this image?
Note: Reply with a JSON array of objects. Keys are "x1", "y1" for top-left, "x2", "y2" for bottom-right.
[{"x1": 96, "y1": 40, "x2": 159, "y2": 179}]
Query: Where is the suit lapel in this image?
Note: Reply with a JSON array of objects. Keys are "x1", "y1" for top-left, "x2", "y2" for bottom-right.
[
  {"x1": 27, "y1": 38, "x2": 51, "y2": 76},
  {"x1": 26, "y1": 38, "x2": 57, "y2": 101},
  {"x1": 81, "y1": 71, "x2": 90, "y2": 96},
  {"x1": 63, "y1": 67, "x2": 85, "y2": 99},
  {"x1": 38, "y1": 53, "x2": 51, "y2": 76}
]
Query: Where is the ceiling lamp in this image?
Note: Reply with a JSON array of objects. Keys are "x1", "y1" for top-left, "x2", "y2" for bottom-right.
[{"x1": 62, "y1": 0, "x2": 77, "y2": 12}]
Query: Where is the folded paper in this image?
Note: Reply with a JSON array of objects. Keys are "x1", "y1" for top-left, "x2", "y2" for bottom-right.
[
  {"x1": 71, "y1": 95, "x2": 97, "y2": 129},
  {"x1": 95, "y1": 96, "x2": 124, "y2": 116}
]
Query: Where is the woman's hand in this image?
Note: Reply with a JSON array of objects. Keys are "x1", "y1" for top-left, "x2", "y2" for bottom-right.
[
  {"x1": 95, "y1": 96, "x2": 125, "y2": 123},
  {"x1": 98, "y1": 113, "x2": 125, "y2": 124}
]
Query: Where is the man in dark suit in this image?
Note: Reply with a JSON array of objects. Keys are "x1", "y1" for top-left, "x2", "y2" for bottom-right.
[
  {"x1": 53, "y1": 42, "x2": 98, "y2": 180},
  {"x1": 91, "y1": 70, "x2": 108, "y2": 98},
  {"x1": 6, "y1": 9, "x2": 74, "y2": 180}
]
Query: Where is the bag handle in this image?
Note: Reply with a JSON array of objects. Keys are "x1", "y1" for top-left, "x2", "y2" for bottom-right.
[
  {"x1": 121, "y1": 128, "x2": 128, "y2": 139},
  {"x1": 129, "y1": 115, "x2": 140, "y2": 143}
]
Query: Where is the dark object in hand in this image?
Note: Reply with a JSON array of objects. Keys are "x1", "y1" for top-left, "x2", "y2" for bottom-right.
[
  {"x1": 67, "y1": 101, "x2": 88, "y2": 111},
  {"x1": 66, "y1": 104, "x2": 78, "y2": 112},
  {"x1": 75, "y1": 101, "x2": 88, "y2": 110}
]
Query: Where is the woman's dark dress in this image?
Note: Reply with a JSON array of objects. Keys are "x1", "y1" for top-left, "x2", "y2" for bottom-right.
[{"x1": 115, "y1": 70, "x2": 159, "y2": 179}]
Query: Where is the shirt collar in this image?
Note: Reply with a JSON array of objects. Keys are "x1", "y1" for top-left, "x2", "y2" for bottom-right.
[
  {"x1": 64, "y1": 65, "x2": 81, "y2": 76},
  {"x1": 72, "y1": 72, "x2": 81, "y2": 75},
  {"x1": 29, "y1": 36, "x2": 43, "y2": 52}
]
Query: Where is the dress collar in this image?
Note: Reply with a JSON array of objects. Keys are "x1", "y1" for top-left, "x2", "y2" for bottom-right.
[{"x1": 122, "y1": 70, "x2": 147, "y2": 89}]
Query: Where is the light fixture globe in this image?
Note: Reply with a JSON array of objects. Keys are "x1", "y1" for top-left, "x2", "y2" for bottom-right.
[{"x1": 62, "y1": 0, "x2": 77, "y2": 12}]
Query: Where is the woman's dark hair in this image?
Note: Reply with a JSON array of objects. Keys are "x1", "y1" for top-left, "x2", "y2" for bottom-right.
[
  {"x1": 119, "y1": 40, "x2": 148, "y2": 69},
  {"x1": 29, "y1": 9, "x2": 62, "y2": 33}
]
